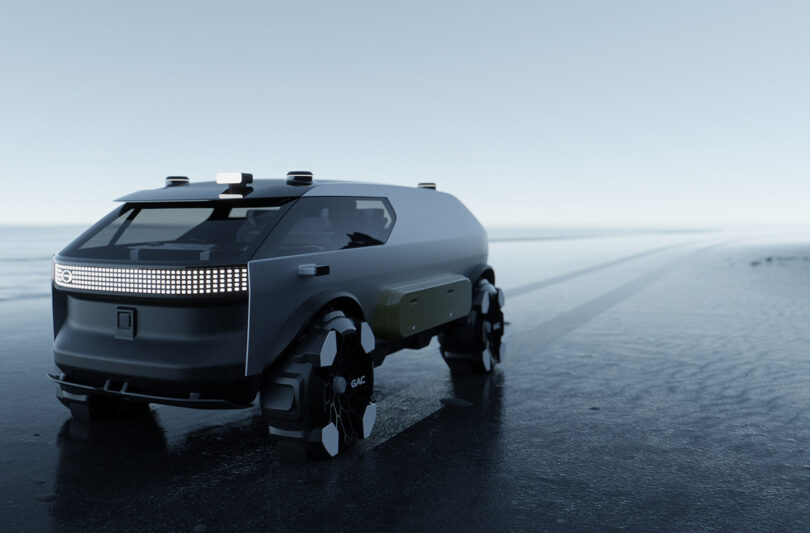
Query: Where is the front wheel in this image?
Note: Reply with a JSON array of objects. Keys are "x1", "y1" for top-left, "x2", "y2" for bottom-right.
[
  {"x1": 439, "y1": 278, "x2": 505, "y2": 374},
  {"x1": 261, "y1": 310, "x2": 377, "y2": 458}
]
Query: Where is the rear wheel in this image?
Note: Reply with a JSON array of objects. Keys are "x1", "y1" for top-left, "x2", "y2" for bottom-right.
[
  {"x1": 439, "y1": 278, "x2": 505, "y2": 374},
  {"x1": 261, "y1": 310, "x2": 377, "y2": 458}
]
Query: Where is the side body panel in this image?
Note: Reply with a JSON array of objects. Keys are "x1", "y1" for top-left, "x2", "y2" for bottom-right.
[
  {"x1": 245, "y1": 185, "x2": 488, "y2": 376},
  {"x1": 375, "y1": 275, "x2": 471, "y2": 339}
]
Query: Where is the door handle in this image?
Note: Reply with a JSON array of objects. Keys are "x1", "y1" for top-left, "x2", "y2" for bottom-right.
[{"x1": 298, "y1": 264, "x2": 330, "y2": 277}]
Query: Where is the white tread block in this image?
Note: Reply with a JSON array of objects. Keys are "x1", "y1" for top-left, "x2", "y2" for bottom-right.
[
  {"x1": 362, "y1": 403, "x2": 377, "y2": 439},
  {"x1": 321, "y1": 422, "x2": 339, "y2": 457},
  {"x1": 320, "y1": 331, "x2": 337, "y2": 367},
  {"x1": 360, "y1": 322, "x2": 375, "y2": 354}
]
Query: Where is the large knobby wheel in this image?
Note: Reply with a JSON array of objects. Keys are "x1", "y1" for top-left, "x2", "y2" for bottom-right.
[
  {"x1": 261, "y1": 310, "x2": 376, "y2": 458},
  {"x1": 439, "y1": 278, "x2": 505, "y2": 374}
]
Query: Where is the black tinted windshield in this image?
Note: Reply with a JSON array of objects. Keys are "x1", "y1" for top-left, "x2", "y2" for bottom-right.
[{"x1": 62, "y1": 200, "x2": 294, "y2": 264}]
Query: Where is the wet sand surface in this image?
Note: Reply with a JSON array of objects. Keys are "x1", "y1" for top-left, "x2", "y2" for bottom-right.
[{"x1": 1, "y1": 230, "x2": 809, "y2": 532}]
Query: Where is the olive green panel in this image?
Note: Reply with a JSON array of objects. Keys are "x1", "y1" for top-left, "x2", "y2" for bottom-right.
[{"x1": 373, "y1": 275, "x2": 472, "y2": 340}]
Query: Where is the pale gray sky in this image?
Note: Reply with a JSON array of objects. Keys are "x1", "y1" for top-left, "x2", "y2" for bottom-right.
[{"x1": 1, "y1": 0, "x2": 807, "y2": 227}]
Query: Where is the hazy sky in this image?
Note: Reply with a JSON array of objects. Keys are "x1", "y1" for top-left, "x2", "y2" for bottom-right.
[{"x1": 1, "y1": 1, "x2": 807, "y2": 227}]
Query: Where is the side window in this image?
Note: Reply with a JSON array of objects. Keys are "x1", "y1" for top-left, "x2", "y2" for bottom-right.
[{"x1": 263, "y1": 197, "x2": 396, "y2": 257}]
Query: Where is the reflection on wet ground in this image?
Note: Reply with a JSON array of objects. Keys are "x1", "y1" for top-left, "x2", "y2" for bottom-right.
[
  {"x1": 2, "y1": 230, "x2": 809, "y2": 531},
  {"x1": 50, "y1": 370, "x2": 505, "y2": 532}
]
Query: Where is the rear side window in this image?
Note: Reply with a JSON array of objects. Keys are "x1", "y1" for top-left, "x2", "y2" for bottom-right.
[
  {"x1": 260, "y1": 197, "x2": 395, "y2": 257},
  {"x1": 62, "y1": 200, "x2": 293, "y2": 264}
]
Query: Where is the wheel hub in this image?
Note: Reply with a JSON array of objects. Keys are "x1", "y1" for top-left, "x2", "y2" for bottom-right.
[{"x1": 331, "y1": 376, "x2": 347, "y2": 395}]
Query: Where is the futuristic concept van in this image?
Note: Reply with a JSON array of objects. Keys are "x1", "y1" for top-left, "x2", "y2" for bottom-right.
[{"x1": 50, "y1": 171, "x2": 505, "y2": 456}]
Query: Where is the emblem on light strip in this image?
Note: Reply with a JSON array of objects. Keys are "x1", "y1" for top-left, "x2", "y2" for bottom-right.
[{"x1": 58, "y1": 269, "x2": 73, "y2": 284}]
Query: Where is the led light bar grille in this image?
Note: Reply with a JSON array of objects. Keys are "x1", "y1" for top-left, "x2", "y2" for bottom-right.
[{"x1": 54, "y1": 263, "x2": 248, "y2": 296}]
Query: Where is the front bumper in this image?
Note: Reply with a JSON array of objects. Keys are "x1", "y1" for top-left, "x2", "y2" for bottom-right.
[
  {"x1": 49, "y1": 372, "x2": 254, "y2": 409},
  {"x1": 52, "y1": 289, "x2": 258, "y2": 408}
]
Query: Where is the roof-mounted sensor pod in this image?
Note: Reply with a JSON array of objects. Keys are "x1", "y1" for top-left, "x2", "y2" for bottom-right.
[
  {"x1": 216, "y1": 172, "x2": 253, "y2": 186},
  {"x1": 287, "y1": 171, "x2": 313, "y2": 186},
  {"x1": 216, "y1": 172, "x2": 253, "y2": 199},
  {"x1": 165, "y1": 176, "x2": 190, "y2": 187},
  {"x1": 417, "y1": 182, "x2": 436, "y2": 190}
]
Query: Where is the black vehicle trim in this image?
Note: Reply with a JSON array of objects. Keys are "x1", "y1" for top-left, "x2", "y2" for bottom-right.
[
  {"x1": 48, "y1": 373, "x2": 253, "y2": 409},
  {"x1": 116, "y1": 179, "x2": 312, "y2": 203}
]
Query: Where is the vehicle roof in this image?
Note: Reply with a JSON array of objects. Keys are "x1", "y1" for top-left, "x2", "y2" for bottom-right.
[{"x1": 116, "y1": 179, "x2": 423, "y2": 203}]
